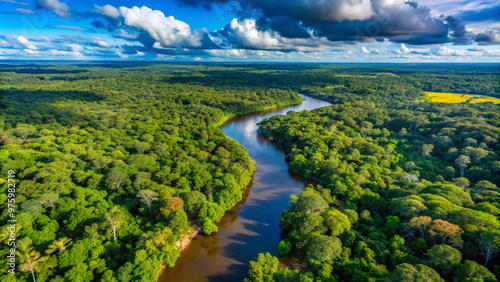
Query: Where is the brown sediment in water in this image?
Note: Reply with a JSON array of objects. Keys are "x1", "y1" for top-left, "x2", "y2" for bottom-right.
[{"x1": 158, "y1": 95, "x2": 334, "y2": 282}]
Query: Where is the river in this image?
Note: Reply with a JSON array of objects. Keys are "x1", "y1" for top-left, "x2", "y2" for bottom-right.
[{"x1": 158, "y1": 94, "x2": 333, "y2": 282}]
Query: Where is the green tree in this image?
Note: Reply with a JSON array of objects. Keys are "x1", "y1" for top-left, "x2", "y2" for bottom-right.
[
  {"x1": 323, "y1": 209, "x2": 351, "y2": 236},
  {"x1": 406, "y1": 216, "x2": 432, "y2": 237},
  {"x1": 106, "y1": 170, "x2": 127, "y2": 190},
  {"x1": 245, "y1": 252, "x2": 279, "y2": 282},
  {"x1": 105, "y1": 206, "x2": 123, "y2": 241},
  {"x1": 424, "y1": 245, "x2": 462, "y2": 276},
  {"x1": 455, "y1": 155, "x2": 471, "y2": 177},
  {"x1": 292, "y1": 191, "x2": 328, "y2": 214},
  {"x1": 15, "y1": 124, "x2": 36, "y2": 140},
  {"x1": 422, "y1": 144, "x2": 434, "y2": 157},
  {"x1": 456, "y1": 260, "x2": 496, "y2": 281},
  {"x1": 45, "y1": 237, "x2": 72, "y2": 254},
  {"x1": 37, "y1": 193, "x2": 59, "y2": 209},
  {"x1": 19, "y1": 250, "x2": 48, "y2": 282},
  {"x1": 137, "y1": 190, "x2": 158, "y2": 213},
  {"x1": 390, "y1": 263, "x2": 443, "y2": 282},
  {"x1": 306, "y1": 235, "x2": 342, "y2": 264},
  {"x1": 478, "y1": 230, "x2": 500, "y2": 267},
  {"x1": 277, "y1": 240, "x2": 292, "y2": 256}
]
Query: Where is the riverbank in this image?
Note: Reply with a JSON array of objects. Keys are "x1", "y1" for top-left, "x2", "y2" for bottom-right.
[
  {"x1": 158, "y1": 95, "x2": 304, "y2": 274},
  {"x1": 158, "y1": 94, "x2": 333, "y2": 282}
]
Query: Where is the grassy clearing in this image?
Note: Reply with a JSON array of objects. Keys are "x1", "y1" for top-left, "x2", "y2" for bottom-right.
[{"x1": 425, "y1": 91, "x2": 500, "y2": 104}]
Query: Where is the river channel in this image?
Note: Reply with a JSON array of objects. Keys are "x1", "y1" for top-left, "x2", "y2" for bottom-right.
[{"x1": 158, "y1": 94, "x2": 333, "y2": 282}]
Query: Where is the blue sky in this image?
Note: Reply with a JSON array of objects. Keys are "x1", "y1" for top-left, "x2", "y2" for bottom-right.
[{"x1": 0, "y1": 0, "x2": 499, "y2": 62}]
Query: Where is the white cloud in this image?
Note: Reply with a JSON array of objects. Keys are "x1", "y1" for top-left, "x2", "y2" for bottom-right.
[
  {"x1": 361, "y1": 46, "x2": 370, "y2": 53},
  {"x1": 305, "y1": 0, "x2": 373, "y2": 21},
  {"x1": 467, "y1": 46, "x2": 485, "y2": 51},
  {"x1": 396, "y1": 43, "x2": 430, "y2": 55},
  {"x1": 24, "y1": 49, "x2": 40, "y2": 55},
  {"x1": 223, "y1": 18, "x2": 330, "y2": 51},
  {"x1": 227, "y1": 18, "x2": 280, "y2": 49},
  {"x1": 16, "y1": 8, "x2": 35, "y2": 14},
  {"x1": 1, "y1": 0, "x2": 28, "y2": 5},
  {"x1": 17, "y1": 36, "x2": 37, "y2": 50},
  {"x1": 415, "y1": 0, "x2": 498, "y2": 17},
  {"x1": 431, "y1": 46, "x2": 466, "y2": 56},
  {"x1": 484, "y1": 49, "x2": 500, "y2": 57},
  {"x1": 94, "y1": 4, "x2": 119, "y2": 18},
  {"x1": 35, "y1": 0, "x2": 71, "y2": 18},
  {"x1": 116, "y1": 29, "x2": 138, "y2": 39},
  {"x1": 95, "y1": 5, "x2": 205, "y2": 48},
  {"x1": 0, "y1": 40, "x2": 12, "y2": 48},
  {"x1": 48, "y1": 50, "x2": 83, "y2": 56},
  {"x1": 398, "y1": 43, "x2": 410, "y2": 54},
  {"x1": 68, "y1": 44, "x2": 83, "y2": 52},
  {"x1": 48, "y1": 25, "x2": 85, "y2": 31},
  {"x1": 94, "y1": 39, "x2": 111, "y2": 48}
]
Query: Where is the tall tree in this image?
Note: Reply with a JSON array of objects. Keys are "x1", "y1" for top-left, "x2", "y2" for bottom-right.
[
  {"x1": 45, "y1": 237, "x2": 72, "y2": 254},
  {"x1": 105, "y1": 206, "x2": 123, "y2": 241},
  {"x1": 429, "y1": 219, "x2": 463, "y2": 247},
  {"x1": 422, "y1": 144, "x2": 434, "y2": 157},
  {"x1": 455, "y1": 155, "x2": 471, "y2": 177},
  {"x1": 406, "y1": 216, "x2": 432, "y2": 237},
  {"x1": 37, "y1": 193, "x2": 59, "y2": 209},
  {"x1": 20, "y1": 250, "x2": 47, "y2": 282},
  {"x1": 478, "y1": 230, "x2": 500, "y2": 267},
  {"x1": 137, "y1": 190, "x2": 158, "y2": 213}
]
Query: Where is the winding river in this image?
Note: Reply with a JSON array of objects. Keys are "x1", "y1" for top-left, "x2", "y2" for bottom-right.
[{"x1": 158, "y1": 95, "x2": 333, "y2": 282}]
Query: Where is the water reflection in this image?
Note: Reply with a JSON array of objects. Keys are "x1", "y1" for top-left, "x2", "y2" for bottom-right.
[{"x1": 158, "y1": 95, "x2": 332, "y2": 282}]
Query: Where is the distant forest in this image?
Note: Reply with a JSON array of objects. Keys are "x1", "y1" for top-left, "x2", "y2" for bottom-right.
[{"x1": 0, "y1": 62, "x2": 498, "y2": 281}]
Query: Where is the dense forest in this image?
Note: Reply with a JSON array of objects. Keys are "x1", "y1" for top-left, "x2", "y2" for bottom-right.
[
  {"x1": 0, "y1": 62, "x2": 498, "y2": 281},
  {"x1": 0, "y1": 63, "x2": 303, "y2": 281},
  {"x1": 251, "y1": 67, "x2": 500, "y2": 281}
]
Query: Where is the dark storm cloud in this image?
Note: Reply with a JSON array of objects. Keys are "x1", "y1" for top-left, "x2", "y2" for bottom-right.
[
  {"x1": 475, "y1": 30, "x2": 500, "y2": 45},
  {"x1": 173, "y1": 0, "x2": 489, "y2": 46},
  {"x1": 445, "y1": 16, "x2": 472, "y2": 45}
]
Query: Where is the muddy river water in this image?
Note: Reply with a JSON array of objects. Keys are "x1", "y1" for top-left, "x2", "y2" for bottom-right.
[{"x1": 158, "y1": 95, "x2": 333, "y2": 282}]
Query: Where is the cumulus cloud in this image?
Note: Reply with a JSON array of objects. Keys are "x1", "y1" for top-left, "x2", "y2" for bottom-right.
[
  {"x1": 475, "y1": 30, "x2": 500, "y2": 45},
  {"x1": 395, "y1": 43, "x2": 430, "y2": 55},
  {"x1": 17, "y1": 36, "x2": 37, "y2": 49},
  {"x1": 16, "y1": 8, "x2": 35, "y2": 14},
  {"x1": 431, "y1": 46, "x2": 466, "y2": 56},
  {"x1": 361, "y1": 46, "x2": 370, "y2": 53},
  {"x1": 217, "y1": 18, "x2": 333, "y2": 51},
  {"x1": 174, "y1": 0, "x2": 456, "y2": 45},
  {"x1": 94, "y1": 5, "x2": 209, "y2": 48},
  {"x1": 94, "y1": 4, "x2": 120, "y2": 18},
  {"x1": 94, "y1": 39, "x2": 111, "y2": 48},
  {"x1": 398, "y1": 43, "x2": 410, "y2": 54},
  {"x1": 35, "y1": 0, "x2": 71, "y2": 18},
  {"x1": 115, "y1": 29, "x2": 138, "y2": 39}
]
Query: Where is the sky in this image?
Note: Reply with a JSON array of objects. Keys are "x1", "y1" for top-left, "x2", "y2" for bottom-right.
[{"x1": 0, "y1": 0, "x2": 499, "y2": 62}]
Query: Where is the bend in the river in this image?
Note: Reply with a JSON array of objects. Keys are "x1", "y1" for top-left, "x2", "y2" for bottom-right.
[{"x1": 158, "y1": 94, "x2": 333, "y2": 282}]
